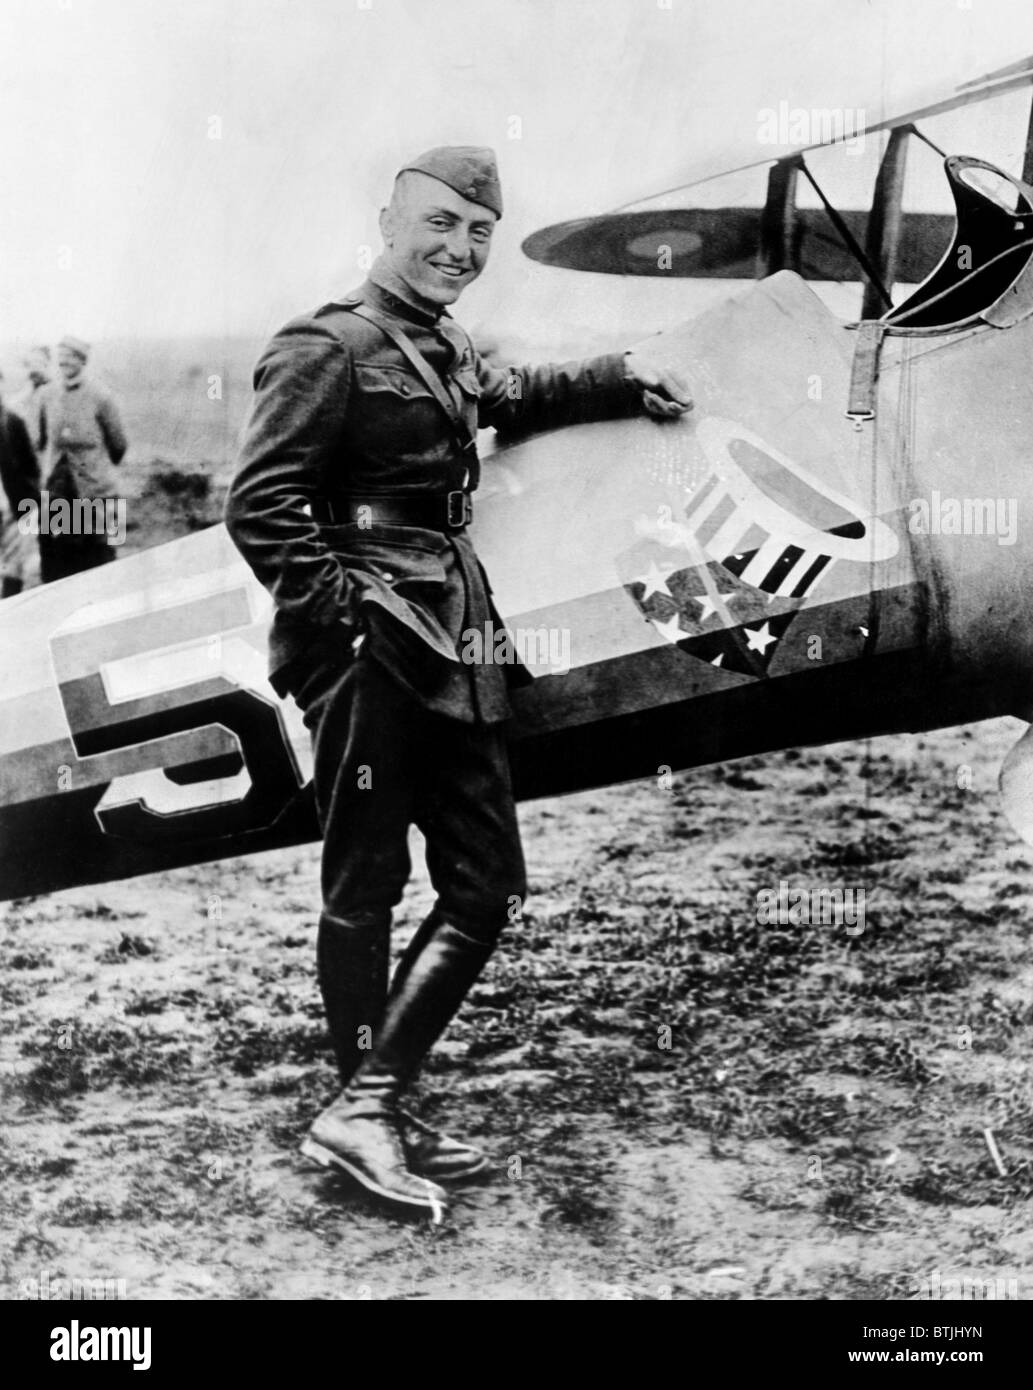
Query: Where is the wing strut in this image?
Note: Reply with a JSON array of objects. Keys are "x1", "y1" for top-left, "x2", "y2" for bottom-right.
[
  {"x1": 797, "y1": 158, "x2": 893, "y2": 310},
  {"x1": 756, "y1": 158, "x2": 801, "y2": 277},
  {"x1": 861, "y1": 127, "x2": 910, "y2": 319}
]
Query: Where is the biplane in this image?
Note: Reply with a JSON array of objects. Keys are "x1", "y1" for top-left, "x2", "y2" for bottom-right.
[{"x1": 5, "y1": 54, "x2": 1033, "y2": 901}]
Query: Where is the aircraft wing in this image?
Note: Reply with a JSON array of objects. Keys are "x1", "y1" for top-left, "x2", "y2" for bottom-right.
[
  {"x1": 521, "y1": 53, "x2": 1033, "y2": 295},
  {"x1": 619, "y1": 54, "x2": 1033, "y2": 210},
  {"x1": 521, "y1": 207, "x2": 953, "y2": 281}
]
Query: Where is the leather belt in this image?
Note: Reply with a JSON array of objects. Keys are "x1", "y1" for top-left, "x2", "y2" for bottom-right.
[{"x1": 322, "y1": 491, "x2": 473, "y2": 531}]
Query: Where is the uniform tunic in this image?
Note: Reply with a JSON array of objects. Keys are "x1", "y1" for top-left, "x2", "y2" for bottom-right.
[
  {"x1": 8, "y1": 381, "x2": 47, "y2": 454},
  {"x1": 226, "y1": 257, "x2": 638, "y2": 724},
  {"x1": 224, "y1": 257, "x2": 644, "y2": 1077},
  {"x1": 0, "y1": 405, "x2": 40, "y2": 589},
  {"x1": 37, "y1": 377, "x2": 128, "y2": 497}
]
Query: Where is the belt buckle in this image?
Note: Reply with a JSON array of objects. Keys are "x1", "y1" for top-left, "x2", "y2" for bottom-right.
[{"x1": 446, "y1": 490, "x2": 471, "y2": 529}]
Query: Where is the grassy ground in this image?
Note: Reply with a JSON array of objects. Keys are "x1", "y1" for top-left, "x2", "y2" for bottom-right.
[{"x1": 2, "y1": 719, "x2": 1032, "y2": 1300}]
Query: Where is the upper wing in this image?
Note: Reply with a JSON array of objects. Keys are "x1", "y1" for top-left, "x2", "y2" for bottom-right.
[{"x1": 521, "y1": 53, "x2": 1033, "y2": 290}]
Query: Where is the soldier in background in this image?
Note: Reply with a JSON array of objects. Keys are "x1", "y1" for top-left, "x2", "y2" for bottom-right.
[
  {"x1": 9, "y1": 346, "x2": 52, "y2": 449},
  {"x1": 0, "y1": 370, "x2": 41, "y2": 598},
  {"x1": 37, "y1": 336, "x2": 128, "y2": 583}
]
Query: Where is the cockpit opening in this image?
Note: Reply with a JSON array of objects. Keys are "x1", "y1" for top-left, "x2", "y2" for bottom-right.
[{"x1": 882, "y1": 155, "x2": 1033, "y2": 328}]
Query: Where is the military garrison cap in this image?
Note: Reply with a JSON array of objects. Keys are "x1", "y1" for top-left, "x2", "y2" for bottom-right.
[
  {"x1": 398, "y1": 146, "x2": 503, "y2": 219},
  {"x1": 58, "y1": 335, "x2": 91, "y2": 361}
]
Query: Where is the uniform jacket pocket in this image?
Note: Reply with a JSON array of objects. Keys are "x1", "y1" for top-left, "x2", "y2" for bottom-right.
[{"x1": 353, "y1": 361, "x2": 431, "y2": 403}]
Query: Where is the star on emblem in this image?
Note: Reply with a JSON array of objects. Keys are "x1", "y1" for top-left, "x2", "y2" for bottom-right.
[
  {"x1": 633, "y1": 560, "x2": 675, "y2": 600},
  {"x1": 695, "y1": 593, "x2": 718, "y2": 625},
  {"x1": 651, "y1": 613, "x2": 685, "y2": 644},
  {"x1": 744, "y1": 621, "x2": 778, "y2": 655}
]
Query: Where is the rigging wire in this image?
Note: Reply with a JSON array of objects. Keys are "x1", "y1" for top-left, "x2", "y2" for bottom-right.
[{"x1": 796, "y1": 158, "x2": 894, "y2": 309}]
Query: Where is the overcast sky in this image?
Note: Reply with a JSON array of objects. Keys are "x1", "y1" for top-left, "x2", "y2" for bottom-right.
[{"x1": 2, "y1": 0, "x2": 1033, "y2": 346}]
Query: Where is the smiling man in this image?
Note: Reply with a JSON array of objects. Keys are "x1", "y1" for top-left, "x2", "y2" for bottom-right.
[{"x1": 225, "y1": 145, "x2": 691, "y2": 1217}]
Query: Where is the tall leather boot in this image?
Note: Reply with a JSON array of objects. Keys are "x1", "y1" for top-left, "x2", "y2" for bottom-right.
[
  {"x1": 301, "y1": 920, "x2": 492, "y2": 1215},
  {"x1": 388, "y1": 909, "x2": 490, "y2": 1184},
  {"x1": 388, "y1": 908, "x2": 443, "y2": 997},
  {"x1": 317, "y1": 911, "x2": 390, "y2": 1086}
]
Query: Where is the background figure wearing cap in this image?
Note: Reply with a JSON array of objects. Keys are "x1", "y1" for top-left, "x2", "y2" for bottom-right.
[
  {"x1": 9, "y1": 346, "x2": 52, "y2": 453},
  {"x1": 225, "y1": 144, "x2": 692, "y2": 1216},
  {"x1": 37, "y1": 336, "x2": 128, "y2": 584},
  {"x1": 0, "y1": 370, "x2": 42, "y2": 598}
]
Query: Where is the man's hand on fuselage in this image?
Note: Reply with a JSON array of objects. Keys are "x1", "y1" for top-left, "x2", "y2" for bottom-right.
[{"x1": 622, "y1": 352, "x2": 694, "y2": 419}]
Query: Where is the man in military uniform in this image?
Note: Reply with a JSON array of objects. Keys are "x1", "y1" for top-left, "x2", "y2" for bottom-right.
[
  {"x1": 37, "y1": 336, "x2": 128, "y2": 583},
  {"x1": 225, "y1": 146, "x2": 691, "y2": 1215},
  {"x1": 0, "y1": 370, "x2": 41, "y2": 599},
  {"x1": 9, "y1": 346, "x2": 52, "y2": 452}
]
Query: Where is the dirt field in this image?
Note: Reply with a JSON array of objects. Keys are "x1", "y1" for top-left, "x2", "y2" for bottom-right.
[
  {"x1": 3, "y1": 714, "x2": 1032, "y2": 1301},
  {"x1": 2, "y1": 366, "x2": 1032, "y2": 1301}
]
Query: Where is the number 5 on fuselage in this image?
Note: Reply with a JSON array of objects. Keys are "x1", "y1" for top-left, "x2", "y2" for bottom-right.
[{"x1": 48, "y1": 568, "x2": 311, "y2": 843}]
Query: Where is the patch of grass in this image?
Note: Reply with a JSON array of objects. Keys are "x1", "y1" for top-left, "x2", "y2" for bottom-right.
[
  {"x1": 18, "y1": 1021, "x2": 194, "y2": 1103},
  {"x1": 50, "y1": 1193, "x2": 120, "y2": 1227},
  {"x1": 529, "y1": 1130, "x2": 618, "y2": 1241},
  {"x1": 0, "y1": 1140, "x2": 76, "y2": 1185},
  {"x1": 903, "y1": 1156, "x2": 1033, "y2": 1208},
  {"x1": 96, "y1": 933, "x2": 157, "y2": 963},
  {"x1": 212, "y1": 1017, "x2": 326, "y2": 1076},
  {"x1": 813, "y1": 832, "x2": 910, "y2": 868},
  {"x1": 0, "y1": 979, "x2": 42, "y2": 1010},
  {"x1": 123, "y1": 988, "x2": 205, "y2": 1017},
  {"x1": 823, "y1": 1033, "x2": 934, "y2": 1086},
  {"x1": 6, "y1": 948, "x2": 54, "y2": 971},
  {"x1": 821, "y1": 1161, "x2": 901, "y2": 1231},
  {"x1": 135, "y1": 463, "x2": 222, "y2": 536},
  {"x1": 740, "y1": 1174, "x2": 812, "y2": 1212}
]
